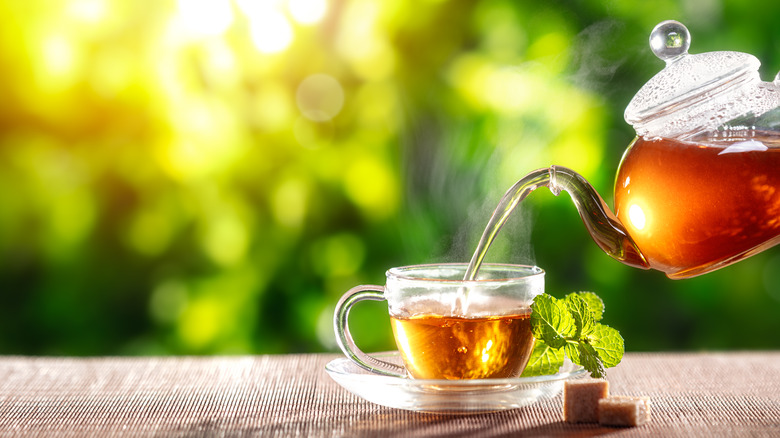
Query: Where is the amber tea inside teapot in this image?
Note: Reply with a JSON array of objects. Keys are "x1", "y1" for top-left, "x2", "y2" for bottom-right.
[{"x1": 465, "y1": 20, "x2": 780, "y2": 280}]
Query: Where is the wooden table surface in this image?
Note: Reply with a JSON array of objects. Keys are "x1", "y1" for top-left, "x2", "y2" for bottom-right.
[{"x1": 0, "y1": 352, "x2": 778, "y2": 437}]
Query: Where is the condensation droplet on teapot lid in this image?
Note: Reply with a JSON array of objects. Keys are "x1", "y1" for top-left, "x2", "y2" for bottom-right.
[{"x1": 624, "y1": 20, "x2": 779, "y2": 140}]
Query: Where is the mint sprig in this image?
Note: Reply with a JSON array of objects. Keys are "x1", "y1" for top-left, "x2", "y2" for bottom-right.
[{"x1": 521, "y1": 291, "x2": 623, "y2": 378}]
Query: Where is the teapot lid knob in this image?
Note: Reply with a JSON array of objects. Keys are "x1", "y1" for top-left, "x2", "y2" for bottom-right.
[{"x1": 649, "y1": 20, "x2": 690, "y2": 63}]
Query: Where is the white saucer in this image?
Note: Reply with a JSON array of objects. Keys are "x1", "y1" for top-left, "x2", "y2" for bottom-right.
[{"x1": 325, "y1": 352, "x2": 586, "y2": 414}]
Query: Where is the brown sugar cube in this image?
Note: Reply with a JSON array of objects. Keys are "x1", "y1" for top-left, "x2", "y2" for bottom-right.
[
  {"x1": 598, "y1": 395, "x2": 651, "y2": 427},
  {"x1": 563, "y1": 378, "x2": 609, "y2": 423}
]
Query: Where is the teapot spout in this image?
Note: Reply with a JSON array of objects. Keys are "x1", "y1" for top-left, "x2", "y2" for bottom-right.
[
  {"x1": 548, "y1": 166, "x2": 649, "y2": 270},
  {"x1": 465, "y1": 166, "x2": 650, "y2": 281}
]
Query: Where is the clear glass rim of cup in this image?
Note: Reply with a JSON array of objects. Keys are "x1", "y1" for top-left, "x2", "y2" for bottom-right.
[{"x1": 386, "y1": 263, "x2": 544, "y2": 284}]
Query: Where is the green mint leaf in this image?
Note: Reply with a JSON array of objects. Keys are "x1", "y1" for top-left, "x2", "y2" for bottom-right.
[
  {"x1": 564, "y1": 342, "x2": 579, "y2": 364},
  {"x1": 520, "y1": 341, "x2": 565, "y2": 377},
  {"x1": 525, "y1": 292, "x2": 623, "y2": 378},
  {"x1": 530, "y1": 294, "x2": 575, "y2": 349},
  {"x1": 587, "y1": 323, "x2": 624, "y2": 368},
  {"x1": 573, "y1": 342, "x2": 607, "y2": 378},
  {"x1": 568, "y1": 291, "x2": 604, "y2": 321},
  {"x1": 563, "y1": 294, "x2": 594, "y2": 338}
]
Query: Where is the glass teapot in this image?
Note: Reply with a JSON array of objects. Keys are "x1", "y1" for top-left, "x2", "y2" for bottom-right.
[{"x1": 469, "y1": 20, "x2": 780, "y2": 279}]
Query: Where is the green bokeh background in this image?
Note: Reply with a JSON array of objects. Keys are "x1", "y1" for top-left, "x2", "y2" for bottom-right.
[{"x1": 1, "y1": 0, "x2": 779, "y2": 356}]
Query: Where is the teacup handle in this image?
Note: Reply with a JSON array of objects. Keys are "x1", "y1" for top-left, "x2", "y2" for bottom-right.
[{"x1": 333, "y1": 285, "x2": 407, "y2": 378}]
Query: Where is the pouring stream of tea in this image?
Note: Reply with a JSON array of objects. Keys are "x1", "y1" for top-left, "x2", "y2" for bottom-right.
[
  {"x1": 452, "y1": 168, "x2": 555, "y2": 314},
  {"x1": 463, "y1": 169, "x2": 551, "y2": 282},
  {"x1": 453, "y1": 165, "x2": 646, "y2": 313}
]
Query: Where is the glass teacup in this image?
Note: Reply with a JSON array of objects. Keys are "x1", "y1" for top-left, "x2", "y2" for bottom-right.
[{"x1": 333, "y1": 263, "x2": 544, "y2": 379}]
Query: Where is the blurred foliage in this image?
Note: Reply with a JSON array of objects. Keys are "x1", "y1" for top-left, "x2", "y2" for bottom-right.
[{"x1": 0, "y1": 0, "x2": 779, "y2": 356}]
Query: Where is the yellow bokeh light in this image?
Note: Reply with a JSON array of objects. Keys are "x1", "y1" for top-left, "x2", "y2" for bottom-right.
[
  {"x1": 248, "y1": 11, "x2": 294, "y2": 54},
  {"x1": 353, "y1": 82, "x2": 400, "y2": 135},
  {"x1": 200, "y1": 40, "x2": 239, "y2": 87},
  {"x1": 201, "y1": 212, "x2": 250, "y2": 267},
  {"x1": 174, "y1": 268, "x2": 259, "y2": 351},
  {"x1": 344, "y1": 156, "x2": 399, "y2": 220},
  {"x1": 236, "y1": 0, "x2": 284, "y2": 16},
  {"x1": 175, "y1": 0, "x2": 234, "y2": 38},
  {"x1": 296, "y1": 74, "x2": 345, "y2": 122},
  {"x1": 271, "y1": 177, "x2": 309, "y2": 230},
  {"x1": 447, "y1": 53, "x2": 492, "y2": 110},
  {"x1": 547, "y1": 129, "x2": 603, "y2": 178},
  {"x1": 289, "y1": 0, "x2": 327, "y2": 24},
  {"x1": 66, "y1": 0, "x2": 108, "y2": 23},
  {"x1": 40, "y1": 33, "x2": 80, "y2": 89},
  {"x1": 484, "y1": 66, "x2": 530, "y2": 115},
  {"x1": 90, "y1": 50, "x2": 134, "y2": 97},
  {"x1": 160, "y1": 97, "x2": 245, "y2": 181},
  {"x1": 310, "y1": 233, "x2": 366, "y2": 277},
  {"x1": 46, "y1": 188, "x2": 96, "y2": 258},
  {"x1": 293, "y1": 116, "x2": 330, "y2": 149},
  {"x1": 335, "y1": 0, "x2": 395, "y2": 80},
  {"x1": 252, "y1": 83, "x2": 294, "y2": 132},
  {"x1": 126, "y1": 205, "x2": 175, "y2": 256},
  {"x1": 526, "y1": 31, "x2": 570, "y2": 72},
  {"x1": 177, "y1": 296, "x2": 221, "y2": 349}
]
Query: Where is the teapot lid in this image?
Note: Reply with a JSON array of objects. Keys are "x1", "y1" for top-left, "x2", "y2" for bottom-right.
[{"x1": 624, "y1": 20, "x2": 780, "y2": 139}]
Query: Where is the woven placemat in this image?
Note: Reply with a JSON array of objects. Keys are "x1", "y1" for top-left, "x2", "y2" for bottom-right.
[{"x1": 0, "y1": 352, "x2": 778, "y2": 437}]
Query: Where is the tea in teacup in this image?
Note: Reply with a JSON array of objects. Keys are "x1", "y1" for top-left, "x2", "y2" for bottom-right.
[
  {"x1": 390, "y1": 311, "x2": 534, "y2": 379},
  {"x1": 334, "y1": 263, "x2": 543, "y2": 380}
]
